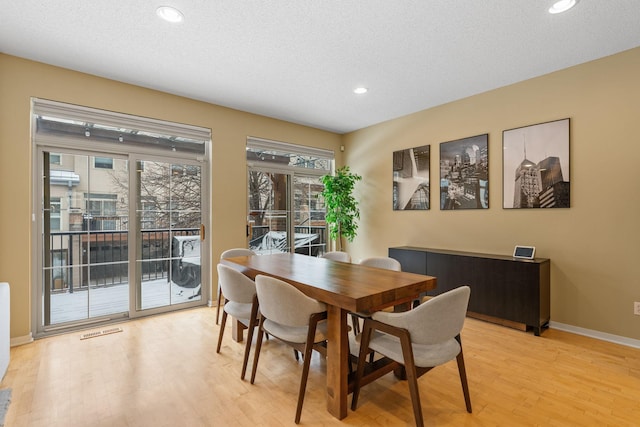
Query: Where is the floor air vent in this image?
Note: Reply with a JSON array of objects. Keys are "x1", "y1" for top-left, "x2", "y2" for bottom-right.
[{"x1": 80, "y1": 327, "x2": 123, "y2": 340}]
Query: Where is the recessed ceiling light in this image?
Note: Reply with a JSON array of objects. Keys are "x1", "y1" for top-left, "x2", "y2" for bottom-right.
[
  {"x1": 353, "y1": 87, "x2": 368, "y2": 95},
  {"x1": 548, "y1": 0, "x2": 578, "y2": 14},
  {"x1": 156, "y1": 6, "x2": 184, "y2": 23}
]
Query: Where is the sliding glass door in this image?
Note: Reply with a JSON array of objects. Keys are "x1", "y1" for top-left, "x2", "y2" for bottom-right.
[
  {"x1": 41, "y1": 152, "x2": 130, "y2": 325},
  {"x1": 247, "y1": 171, "x2": 327, "y2": 257},
  {"x1": 39, "y1": 150, "x2": 205, "y2": 331},
  {"x1": 292, "y1": 174, "x2": 326, "y2": 256},
  {"x1": 248, "y1": 170, "x2": 292, "y2": 254},
  {"x1": 246, "y1": 138, "x2": 333, "y2": 257},
  {"x1": 134, "y1": 159, "x2": 202, "y2": 310},
  {"x1": 33, "y1": 99, "x2": 210, "y2": 336}
]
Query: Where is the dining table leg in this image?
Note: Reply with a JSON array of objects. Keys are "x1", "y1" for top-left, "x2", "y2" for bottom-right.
[
  {"x1": 231, "y1": 319, "x2": 245, "y2": 342},
  {"x1": 326, "y1": 305, "x2": 349, "y2": 419}
]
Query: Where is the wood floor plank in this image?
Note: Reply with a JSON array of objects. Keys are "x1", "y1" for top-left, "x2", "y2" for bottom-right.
[{"x1": 1, "y1": 307, "x2": 639, "y2": 426}]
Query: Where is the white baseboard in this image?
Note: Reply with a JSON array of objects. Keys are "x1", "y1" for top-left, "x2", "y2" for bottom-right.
[
  {"x1": 10, "y1": 323, "x2": 638, "y2": 349},
  {"x1": 10, "y1": 333, "x2": 34, "y2": 347},
  {"x1": 549, "y1": 321, "x2": 640, "y2": 349}
]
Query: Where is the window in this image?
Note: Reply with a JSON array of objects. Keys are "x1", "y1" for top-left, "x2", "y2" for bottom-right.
[
  {"x1": 246, "y1": 137, "x2": 334, "y2": 256},
  {"x1": 50, "y1": 197, "x2": 61, "y2": 231},
  {"x1": 49, "y1": 153, "x2": 61, "y2": 165},
  {"x1": 94, "y1": 157, "x2": 113, "y2": 169},
  {"x1": 33, "y1": 98, "x2": 211, "y2": 336},
  {"x1": 85, "y1": 193, "x2": 118, "y2": 230},
  {"x1": 51, "y1": 250, "x2": 68, "y2": 288},
  {"x1": 171, "y1": 164, "x2": 199, "y2": 176},
  {"x1": 141, "y1": 198, "x2": 157, "y2": 229},
  {"x1": 246, "y1": 138, "x2": 333, "y2": 172}
]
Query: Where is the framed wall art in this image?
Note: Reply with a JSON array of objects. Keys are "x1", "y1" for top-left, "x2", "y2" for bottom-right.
[
  {"x1": 392, "y1": 145, "x2": 430, "y2": 210},
  {"x1": 503, "y1": 118, "x2": 570, "y2": 209},
  {"x1": 439, "y1": 134, "x2": 489, "y2": 210}
]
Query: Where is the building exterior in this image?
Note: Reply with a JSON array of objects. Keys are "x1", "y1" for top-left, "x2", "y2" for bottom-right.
[{"x1": 513, "y1": 156, "x2": 569, "y2": 208}]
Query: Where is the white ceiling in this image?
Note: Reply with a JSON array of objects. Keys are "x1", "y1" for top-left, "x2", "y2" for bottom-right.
[{"x1": 1, "y1": 1, "x2": 639, "y2": 134}]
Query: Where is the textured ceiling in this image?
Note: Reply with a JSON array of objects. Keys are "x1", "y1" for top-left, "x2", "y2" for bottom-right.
[{"x1": 1, "y1": 1, "x2": 639, "y2": 133}]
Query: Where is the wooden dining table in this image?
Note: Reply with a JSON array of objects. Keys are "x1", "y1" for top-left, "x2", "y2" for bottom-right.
[{"x1": 220, "y1": 252, "x2": 437, "y2": 420}]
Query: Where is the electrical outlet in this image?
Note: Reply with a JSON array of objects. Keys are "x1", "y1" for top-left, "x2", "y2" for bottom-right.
[{"x1": 635, "y1": 302, "x2": 640, "y2": 316}]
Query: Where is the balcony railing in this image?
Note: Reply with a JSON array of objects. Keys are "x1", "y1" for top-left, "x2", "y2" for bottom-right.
[
  {"x1": 46, "y1": 228, "x2": 199, "y2": 292},
  {"x1": 249, "y1": 225, "x2": 327, "y2": 256},
  {"x1": 47, "y1": 225, "x2": 329, "y2": 293}
]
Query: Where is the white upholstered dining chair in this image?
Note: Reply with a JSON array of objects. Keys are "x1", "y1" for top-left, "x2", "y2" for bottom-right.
[
  {"x1": 217, "y1": 248, "x2": 255, "y2": 324},
  {"x1": 321, "y1": 251, "x2": 351, "y2": 263},
  {"x1": 351, "y1": 285, "x2": 472, "y2": 427},
  {"x1": 358, "y1": 256, "x2": 401, "y2": 271},
  {"x1": 350, "y1": 256, "x2": 402, "y2": 335},
  {"x1": 216, "y1": 263, "x2": 259, "y2": 380},
  {"x1": 250, "y1": 274, "x2": 328, "y2": 424}
]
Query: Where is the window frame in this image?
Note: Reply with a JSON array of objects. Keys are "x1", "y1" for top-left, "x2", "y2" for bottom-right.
[
  {"x1": 94, "y1": 156, "x2": 114, "y2": 169},
  {"x1": 31, "y1": 98, "x2": 212, "y2": 338},
  {"x1": 246, "y1": 137, "x2": 334, "y2": 256}
]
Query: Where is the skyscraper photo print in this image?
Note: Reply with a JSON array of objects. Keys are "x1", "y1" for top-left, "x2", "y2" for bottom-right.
[
  {"x1": 439, "y1": 134, "x2": 489, "y2": 210},
  {"x1": 503, "y1": 118, "x2": 570, "y2": 209}
]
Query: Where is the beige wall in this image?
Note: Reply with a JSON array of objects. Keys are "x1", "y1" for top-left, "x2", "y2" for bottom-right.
[
  {"x1": 0, "y1": 54, "x2": 343, "y2": 340},
  {"x1": 343, "y1": 47, "x2": 640, "y2": 340},
  {"x1": 2, "y1": 47, "x2": 639, "y2": 343}
]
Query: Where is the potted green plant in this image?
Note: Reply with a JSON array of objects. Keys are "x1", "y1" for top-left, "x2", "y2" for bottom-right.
[{"x1": 320, "y1": 166, "x2": 362, "y2": 252}]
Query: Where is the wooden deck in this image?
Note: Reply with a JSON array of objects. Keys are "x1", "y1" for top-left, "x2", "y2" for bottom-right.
[{"x1": 49, "y1": 279, "x2": 201, "y2": 324}]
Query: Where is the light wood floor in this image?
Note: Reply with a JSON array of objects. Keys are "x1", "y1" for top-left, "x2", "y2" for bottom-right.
[{"x1": 2, "y1": 307, "x2": 639, "y2": 426}]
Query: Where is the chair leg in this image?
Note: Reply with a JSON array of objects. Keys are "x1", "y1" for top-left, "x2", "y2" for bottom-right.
[
  {"x1": 350, "y1": 313, "x2": 361, "y2": 335},
  {"x1": 295, "y1": 320, "x2": 319, "y2": 424},
  {"x1": 294, "y1": 342, "x2": 313, "y2": 423},
  {"x1": 250, "y1": 317, "x2": 266, "y2": 384},
  {"x1": 400, "y1": 334, "x2": 424, "y2": 427},
  {"x1": 351, "y1": 321, "x2": 373, "y2": 411},
  {"x1": 216, "y1": 309, "x2": 228, "y2": 353},
  {"x1": 216, "y1": 287, "x2": 223, "y2": 325},
  {"x1": 456, "y1": 340, "x2": 472, "y2": 413},
  {"x1": 241, "y1": 300, "x2": 259, "y2": 380}
]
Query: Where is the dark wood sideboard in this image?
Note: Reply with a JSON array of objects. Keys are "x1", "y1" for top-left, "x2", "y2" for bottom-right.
[{"x1": 389, "y1": 246, "x2": 550, "y2": 335}]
